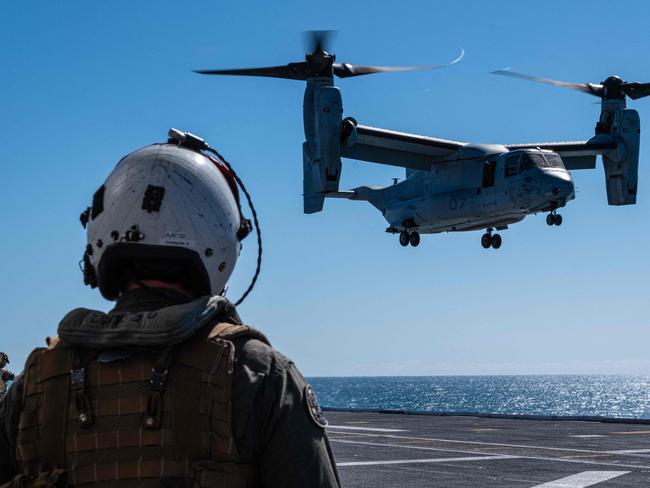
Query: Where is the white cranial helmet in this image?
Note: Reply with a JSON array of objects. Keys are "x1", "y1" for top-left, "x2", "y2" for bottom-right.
[{"x1": 81, "y1": 130, "x2": 252, "y2": 301}]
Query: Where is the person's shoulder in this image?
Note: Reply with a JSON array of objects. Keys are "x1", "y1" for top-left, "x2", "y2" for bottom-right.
[{"x1": 230, "y1": 330, "x2": 293, "y2": 376}]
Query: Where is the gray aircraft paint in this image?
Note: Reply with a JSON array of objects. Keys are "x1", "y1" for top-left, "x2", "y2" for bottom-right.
[
  {"x1": 195, "y1": 42, "x2": 642, "y2": 247},
  {"x1": 301, "y1": 74, "x2": 640, "y2": 246}
]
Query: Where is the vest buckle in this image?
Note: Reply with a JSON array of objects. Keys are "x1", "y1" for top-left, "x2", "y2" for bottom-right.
[
  {"x1": 70, "y1": 367, "x2": 94, "y2": 427},
  {"x1": 149, "y1": 368, "x2": 168, "y2": 392},
  {"x1": 70, "y1": 368, "x2": 86, "y2": 390}
]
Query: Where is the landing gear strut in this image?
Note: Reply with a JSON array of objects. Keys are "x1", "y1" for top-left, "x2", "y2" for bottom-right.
[
  {"x1": 481, "y1": 228, "x2": 502, "y2": 249},
  {"x1": 399, "y1": 230, "x2": 420, "y2": 247},
  {"x1": 546, "y1": 210, "x2": 563, "y2": 226}
]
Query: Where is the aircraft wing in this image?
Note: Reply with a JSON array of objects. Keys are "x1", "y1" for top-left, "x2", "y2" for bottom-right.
[
  {"x1": 505, "y1": 136, "x2": 618, "y2": 170},
  {"x1": 341, "y1": 121, "x2": 464, "y2": 171}
]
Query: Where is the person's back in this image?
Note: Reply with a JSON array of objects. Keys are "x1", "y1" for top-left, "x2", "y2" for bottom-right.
[{"x1": 0, "y1": 131, "x2": 340, "y2": 487}]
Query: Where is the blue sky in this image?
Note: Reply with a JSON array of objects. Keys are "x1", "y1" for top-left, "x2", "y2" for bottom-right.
[{"x1": 2, "y1": 0, "x2": 649, "y2": 376}]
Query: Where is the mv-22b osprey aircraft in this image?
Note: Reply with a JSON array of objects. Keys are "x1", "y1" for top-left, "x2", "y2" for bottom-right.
[{"x1": 196, "y1": 33, "x2": 647, "y2": 249}]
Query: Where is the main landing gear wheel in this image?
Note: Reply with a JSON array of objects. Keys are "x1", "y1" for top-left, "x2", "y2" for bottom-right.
[
  {"x1": 399, "y1": 231, "x2": 410, "y2": 247},
  {"x1": 409, "y1": 231, "x2": 420, "y2": 247},
  {"x1": 481, "y1": 229, "x2": 502, "y2": 249},
  {"x1": 546, "y1": 212, "x2": 563, "y2": 226}
]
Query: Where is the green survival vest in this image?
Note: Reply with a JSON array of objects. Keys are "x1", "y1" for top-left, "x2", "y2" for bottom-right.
[{"x1": 12, "y1": 322, "x2": 268, "y2": 488}]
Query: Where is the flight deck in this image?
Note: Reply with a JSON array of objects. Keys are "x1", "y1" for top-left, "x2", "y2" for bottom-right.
[{"x1": 326, "y1": 410, "x2": 650, "y2": 487}]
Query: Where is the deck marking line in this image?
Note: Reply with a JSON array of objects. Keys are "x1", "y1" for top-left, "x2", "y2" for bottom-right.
[
  {"x1": 328, "y1": 430, "x2": 649, "y2": 457},
  {"x1": 328, "y1": 425, "x2": 407, "y2": 432},
  {"x1": 570, "y1": 435, "x2": 605, "y2": 438},
  {"x1": 613, "y1": 430, "x2": 650, "y2": 435},
  {"x1": 606, "y1": 449, "x2": 650, "y2": 454},
  {"x1": 529, "y1": 470, "x2": 629, "y2": 487},
  {"x1": 505, "y1": 454, "x2": 647, "y2": 471},
  {"x1": 337, "y1": 455, "x2": 519, "y2": 467},
  {"x1": 331, "y1": 438, "x2": 517, "y2": 457},
  {"x1": 330, "y1": 439, "x2": 650, "y2": 470}
]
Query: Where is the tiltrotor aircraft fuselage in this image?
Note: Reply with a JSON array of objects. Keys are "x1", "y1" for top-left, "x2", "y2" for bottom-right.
[{"x1": 196, "y1": 33, "x2": 646, "y2": 249}]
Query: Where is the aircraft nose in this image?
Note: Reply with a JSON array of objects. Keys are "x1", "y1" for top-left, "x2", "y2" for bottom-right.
[{"x1": 548, "y1": 173, "x2": 575, "y2": 201}]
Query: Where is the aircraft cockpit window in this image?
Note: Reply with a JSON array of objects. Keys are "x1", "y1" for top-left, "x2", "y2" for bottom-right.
[
  {"x1": 520, "y1": 153, "x2": 565, "y2": 170},
  {"x1": 521, "y1": 154, "x2": 548, "y2": 171},
  {"x1": 543, "y1": 153, "x2": 565, "y2": 168},
  {"x1": 504, "y1": 155, "x2": 519, "y2": 177}
]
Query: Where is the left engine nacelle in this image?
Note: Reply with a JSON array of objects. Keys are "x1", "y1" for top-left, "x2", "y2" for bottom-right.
[
  {"x1": 603, "y1": 108, "x2": 640, "y2": 205},
  {"x1": 303, "y1": 83, "x2": 343, "y2": 214}
]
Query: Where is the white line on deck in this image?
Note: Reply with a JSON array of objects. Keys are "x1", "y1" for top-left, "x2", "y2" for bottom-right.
[
  {"x1": 328, "y1": 430, "x2": 649, "y2": 458},
  {"x1": 328, "y1": 425, "x2": 407, "y2": 432},
  {"x1": 570, "y1": 435, "x2": 605, "y2": 438},
  {"x1": 331, "y1": 438, "x2": 517, "y2": 457},
  {"x1": 330, "y1": 438, "x2": 650, "y2": 470},
  {"x1": 337, "y1": 455, "x2": 519, "y2": 467},
  {"x1": 529, "y1": 471, "x2": 629, "y2": 488},
  {"x1": 606, "y1": 449, "x2": 650, "y2": 454}
]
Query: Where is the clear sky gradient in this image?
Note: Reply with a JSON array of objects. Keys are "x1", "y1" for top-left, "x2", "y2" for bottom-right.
[{"x1": 2, "y1": 0, "x2": 649, "y2": 376}]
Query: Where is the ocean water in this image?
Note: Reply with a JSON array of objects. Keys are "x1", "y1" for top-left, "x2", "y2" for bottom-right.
[{"x1": 308, "y1": 375, "x2": 650, "y2": 419}]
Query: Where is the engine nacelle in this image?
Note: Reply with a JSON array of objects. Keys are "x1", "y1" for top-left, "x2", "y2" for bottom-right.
[
  {"x1": 603, "y1": 108, "x2": 640, "y2": 205},
  {"x1": 303, "y1": 82, "x2": 343, "y2": 214}
]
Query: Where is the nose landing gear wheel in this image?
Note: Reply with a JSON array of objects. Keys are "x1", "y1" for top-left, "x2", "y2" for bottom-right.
[
  {"x1": 399, "y1": 231, "x2": 410, "y2": 247},
  {"x1": 481, "y1": 233, "x2": 492, "y2": 249},
  {"x1": 409, "y1": 231, "x2": 420, "y2": 247},
  {"x1": 491, "y1": 234, "x2": 502, "y2": 249}
]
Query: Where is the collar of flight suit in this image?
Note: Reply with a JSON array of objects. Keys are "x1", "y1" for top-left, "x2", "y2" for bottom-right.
[{"x1": 57, "y1": 293, "x2": 242, "y2": 348}]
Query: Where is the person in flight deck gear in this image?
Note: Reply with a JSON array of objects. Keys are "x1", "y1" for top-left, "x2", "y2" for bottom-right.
[
  {"x1": 0, "y1": 129, "x2": 340, "y2": 488},
  {"x1": 0, "y1": 354, "x2": 13, "y2": 396}
]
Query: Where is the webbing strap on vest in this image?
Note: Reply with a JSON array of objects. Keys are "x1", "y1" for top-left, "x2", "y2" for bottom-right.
[
  {"x1": 69, "y1": 350, "x2": 93, "y2": 428},
  {"x1": 209, "y1": 323, "x2": 270, "y2": 346},
  {"x1": 142, "y1": 346, "x2": 174, "y2": 430}
]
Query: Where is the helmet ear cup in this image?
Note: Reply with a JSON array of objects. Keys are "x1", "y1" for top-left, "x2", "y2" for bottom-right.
[{"x1": 82, "y1": 246, "x2": 98, "y2": 288}]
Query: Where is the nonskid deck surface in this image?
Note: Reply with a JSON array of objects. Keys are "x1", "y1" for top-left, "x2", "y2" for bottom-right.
[{"x1": 326, "y1": 411, "x2": 650, "y2": 487}]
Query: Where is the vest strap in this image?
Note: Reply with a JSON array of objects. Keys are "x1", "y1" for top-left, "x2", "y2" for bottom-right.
[
  {"x1": 208, "y1": 323, "x2": 271, "y2": 345},
  {"x1": 142, "y1": 347, "x2": 175, "y2": 430},
  {"x1": 70, "y1": 350, "x2": 94, "y2": 428}
]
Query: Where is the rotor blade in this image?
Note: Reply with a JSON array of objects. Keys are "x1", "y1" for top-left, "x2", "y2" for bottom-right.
[
  {"x1": 193, "y1": 62, "x2": 309, "y2": 80},
  {"x1": 491, "y1": 68, "x2": 604, "y2": 97},
  {"x1": 304, "y1": 30, "x2": 335, "y2": 54},
  {"x1": 333, "y1": 48, "x2": 465, "y2": 78},
  {"x1": 622, "y1": 82, "x2": 650, "y2": 100}
]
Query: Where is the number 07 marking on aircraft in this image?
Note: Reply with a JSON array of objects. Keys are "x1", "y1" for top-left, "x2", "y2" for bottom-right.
[{"x1": 529, "y1": 471, "x2": 629, "y2": 488}]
